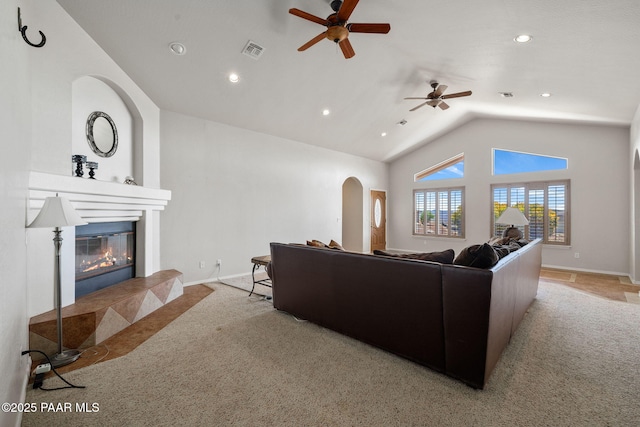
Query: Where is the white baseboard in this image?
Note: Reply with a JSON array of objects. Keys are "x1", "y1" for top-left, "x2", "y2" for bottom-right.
[
  {"x1": 12, "y1": 355, "x2": 32, "y2": 427},
  {"x1": 183, "y1": 272, "x2": 251, "y2": 288}
]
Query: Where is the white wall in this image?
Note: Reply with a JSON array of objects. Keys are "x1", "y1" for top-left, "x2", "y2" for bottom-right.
[
  {"x1": 389, "y1": 118, "x2": 630, "y2": 276},
  {"x1": 159, "y1": 111, "x2": 388, "y2": 283},
  {"x1": 71, "y1": 76, "x2": 133, "y2": 183},
  {"x1": 23, "y1": 0, "x2": 164, "y2": 317},
  {"x1": 630, "y1": 106, "x2": 640, "y2": 282},
  {"x1": 1, "y1": 0, "x2": 33, "y2": 424},
  {"x1": 27, "y1": 2, "x2": 159, "y2": 182}
]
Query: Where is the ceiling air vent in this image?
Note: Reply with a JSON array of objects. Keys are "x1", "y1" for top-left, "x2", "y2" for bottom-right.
[{"x1": 242, "y1": 40, "x2": 265, "y2": 60}]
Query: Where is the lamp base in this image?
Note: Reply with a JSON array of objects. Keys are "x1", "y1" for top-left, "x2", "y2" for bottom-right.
[
  {"x1": 502, "y1": 226, "x2": 523, "y2": 240},
  {"x1": 50, "y1": 349, "x2": 81, "y2": 368}
]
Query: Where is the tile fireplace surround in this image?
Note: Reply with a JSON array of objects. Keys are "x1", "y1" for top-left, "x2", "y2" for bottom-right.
[{"x1": 28, "y1": 171, "x2": 172, "y2": 307}]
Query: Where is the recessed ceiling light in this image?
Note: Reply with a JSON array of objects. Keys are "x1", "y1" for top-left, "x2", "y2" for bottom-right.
[
  {"x1": 228, "y1": 73, "x2": 239, "y2": 83},
  {"x1": 381, "y1": 132, "x2": 387, "y2": 137},
  {"x1": 169, "y1": 42, "x2": 186, "y2": 55},
  {"x1": 322, "y1": 109, "x2": 330, "y2": 116},
  {"x1": 499, "y1": 92, "x2": 514, "y2": 98},
  {"x1": 540, "y1": 92, "x2": 552, "y2": 97},
  {"x1": 514, "y1": 34, "x2": 532, "y2": 43}
]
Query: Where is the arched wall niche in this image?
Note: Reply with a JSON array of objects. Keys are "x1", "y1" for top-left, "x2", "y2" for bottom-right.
[
  {"x1": 71, "y1": 75, "x2": 141, "y2": 183},
  {"x1": 342, "y1": 177, "x2": 364, "y2": 252}
]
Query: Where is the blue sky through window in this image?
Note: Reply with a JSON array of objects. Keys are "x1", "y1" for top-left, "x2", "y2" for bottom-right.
[
  {"x1": 418, "y1": 161, "x2": 464, "y2": 181},
  {"x1": 493, "y1": 149, "x2": 567, "y2": 175}
]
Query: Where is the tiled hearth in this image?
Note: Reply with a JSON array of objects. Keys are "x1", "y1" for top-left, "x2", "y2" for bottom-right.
[{"x1": 29, "y1": 270, "x2": 183, "y2": 361}]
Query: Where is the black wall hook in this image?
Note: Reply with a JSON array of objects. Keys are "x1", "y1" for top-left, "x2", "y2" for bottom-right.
[{"x1": 18, "y1": 7, "x2": 46, "y2": 48}]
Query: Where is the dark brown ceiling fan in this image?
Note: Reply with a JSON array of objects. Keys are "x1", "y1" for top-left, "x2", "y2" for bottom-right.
[
  {"x1": 289, "y1": 0, "x2": 390, "y2": 59},
  {"x1": 405, "y1": 81, "x2": 472, "y2": 111}
]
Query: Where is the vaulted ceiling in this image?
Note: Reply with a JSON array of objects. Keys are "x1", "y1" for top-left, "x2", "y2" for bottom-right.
[{"x1": 57, "y1": 0, "x2": 640, "y2": 162}]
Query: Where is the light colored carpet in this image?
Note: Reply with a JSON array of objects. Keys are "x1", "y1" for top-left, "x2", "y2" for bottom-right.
[
  {"x1": 220, "y1": 272, "x2": 272, "y2": 299},
  {"x1": 22, "y1": 279, "x2": 640, "y2": 426}
]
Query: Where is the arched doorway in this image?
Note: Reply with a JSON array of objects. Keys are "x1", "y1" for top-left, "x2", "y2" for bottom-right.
[{"x1": 342, "y1": 177, "x2": 363, "y2": 252}]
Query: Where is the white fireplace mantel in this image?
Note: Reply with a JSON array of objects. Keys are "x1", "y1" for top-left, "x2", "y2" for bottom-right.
[{"x1": 28, "y1": 171, "x2": 171, "y2": 224}]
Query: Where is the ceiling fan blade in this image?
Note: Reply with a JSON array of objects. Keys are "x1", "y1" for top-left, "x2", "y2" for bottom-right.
[
  {"x1": 347, "y1": 23, "x2": 391, "y2": 34},
  {"x1": 433, "y1": 85, "x2": 448, "y2": 98},
  {"x1": 438, "y1": 101, "x2": 450, "y2": 110},
  {"x1": 404, "y1": 97, "x2": 428, "y2": 100},
  {"x1": 409, "y1": 101, "x2": 431, "y2": 112},
  {"x1": 298, "y1": 32, "x2": 328, "y2": 51},
  {"x1": 289, "y1": 8, "x2": 328, "y2": 26},
  {"x1": 442, "y1": 90, "x2": 473, "y2": 99},
  {"x1": 339, "y1": 37, "x2": 355, "y2": 59},
  {"x1": 337, "y1": 0, "x2": 360, "y2": 21}
]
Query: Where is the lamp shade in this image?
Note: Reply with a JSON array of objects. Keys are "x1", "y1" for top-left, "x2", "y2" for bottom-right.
[
  {"x1": 28, "y1": 196, "x2": 87, "y2": 228},
  {"x1": 496, "y1": 207, "x2": 529, "y2": 226}
]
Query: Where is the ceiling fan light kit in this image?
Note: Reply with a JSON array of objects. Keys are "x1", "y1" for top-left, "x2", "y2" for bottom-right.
[
  {"x1": 289, "y1": 0, "x2": 390, "y2": 59},
  {"x1": 404, "y1": 81, "x2": 473, "y2": 112}
]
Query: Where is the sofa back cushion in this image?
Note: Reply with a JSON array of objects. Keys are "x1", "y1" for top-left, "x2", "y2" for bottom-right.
[{"x1": 373, "y1": 249, "x2": 455, "y2": 264}]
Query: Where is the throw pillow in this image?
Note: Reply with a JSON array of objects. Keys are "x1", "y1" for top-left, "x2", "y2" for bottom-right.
[
  {"x1": 373, "y1": 249, "x2": 455, "y2": 264},
  {"x1": 492, "y1": 245, "x2": 511, "y2": 259},
  {"x1": 307, "y1": 240, "x2": 328, "y2": 248},
  {"x1": 454, "y1": 243, "x2": 499, "y2": 268},
  {"x1": 488, "y1": 236, "x2": 511, "y2": 246},
  {"x1": 328, "y1": 240, "x2": 345, "y2": 250}
]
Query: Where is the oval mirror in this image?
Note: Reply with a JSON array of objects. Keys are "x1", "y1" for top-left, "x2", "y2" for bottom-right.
[{"x1": 86, "y1": 111, "x2": 118, "y2": 157}]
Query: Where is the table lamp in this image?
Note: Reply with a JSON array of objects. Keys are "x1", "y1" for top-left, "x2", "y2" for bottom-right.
[{"x1": 496, "y1": 207, "x2": 529, "y2": 239}]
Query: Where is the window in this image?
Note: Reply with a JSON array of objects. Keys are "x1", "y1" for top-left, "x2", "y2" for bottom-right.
[
  {"x1": 491, "y1": 180, "x2": 570, "y2": 245},
  {"x1": 493, "y1": 149, "x2": 568, "y2": 175},
  {"x1": 414, "y1": 187, "x2": 464, "y2": 238},
  {"x1": 415, "y1": 153, "x2": 464, "y2": 181}
]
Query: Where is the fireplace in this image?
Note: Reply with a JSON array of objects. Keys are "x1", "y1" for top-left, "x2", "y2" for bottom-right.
[{"x1": 75, "y1": 221, "x2": 136, "y2": 298}]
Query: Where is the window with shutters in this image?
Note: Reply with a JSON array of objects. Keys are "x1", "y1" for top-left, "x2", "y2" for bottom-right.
[
  {"x1": 413, "y1": 187, "x2": 464, "y2": 238},
  {"x1": 491, "y1": 180, "x2": 570, "y2": 245}
]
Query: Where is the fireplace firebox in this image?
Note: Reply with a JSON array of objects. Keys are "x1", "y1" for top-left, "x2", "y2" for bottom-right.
[{"x1": 75, "y1": 221, "x2": 135, "y2": 298}]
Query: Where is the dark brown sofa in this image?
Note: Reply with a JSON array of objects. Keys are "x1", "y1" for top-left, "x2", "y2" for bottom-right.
[{"x1": 269, "y1": 239, "x2": 542, "y2": 389}]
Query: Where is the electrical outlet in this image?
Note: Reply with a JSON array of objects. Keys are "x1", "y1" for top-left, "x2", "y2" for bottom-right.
[
  {"x1": 199, "y1": 261, "x2": 205, "y2": 269},
  {"x1": 574, "y1": 253, "x2": 580, "y2": 259},
  {"x1": 216, "y1": 259, "x2": 222, "y2": 267}
]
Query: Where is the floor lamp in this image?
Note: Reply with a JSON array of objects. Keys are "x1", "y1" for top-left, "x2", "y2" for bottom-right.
[{"x1": 28, "y1": 195, "x2": 87, "y2": 367}]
